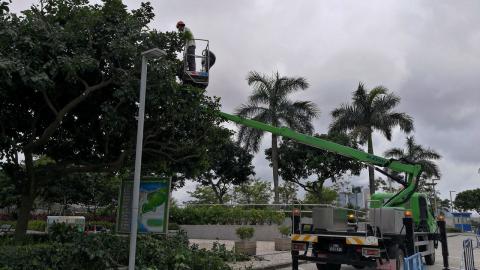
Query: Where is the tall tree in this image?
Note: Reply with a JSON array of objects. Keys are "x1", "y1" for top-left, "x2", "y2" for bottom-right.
[
  {"x1": 0, "y1": 0, "x2": 221, "y2": 241},
  {"x1": 303, "y1": 188, "x2": 338, "y2": 204},
  {"x1": 278, "y1": 181, "x2": 298, "y2": 204},
  {"x1": 236, "y1": 71, "x2": 319, "y2": 203},
  {"x1": 195, "y1": 128, "x2": 255, "y2": 203},
  {"x1": 330, "y1": 83, "x2": 413, "y2": 194},
  {"x1": 187, "y1": 185, "x2": 222, "y2": 205},
  {"x1": 454, "y1": 189, "x2": 480, "y2": 213},
  {"x1": 234, "y1": 179, "x2": 272, "y2": 204},
  {"x1": 266, "y1": 133, "x2": 362, "y2": 202},
  {"x1": 384, "y1": 136, "x2": 441, "y2": 188}
]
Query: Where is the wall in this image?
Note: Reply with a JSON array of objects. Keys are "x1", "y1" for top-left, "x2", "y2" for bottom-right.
[{"x1": 180, "y1": 217, "x2": 312, "y2": 241}]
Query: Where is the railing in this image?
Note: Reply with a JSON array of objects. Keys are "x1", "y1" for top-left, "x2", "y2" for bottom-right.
[
  {"x1": 178, "y1": 203, "x2": 367, "y2": 218},
  {"x1": 461, "y1": 238, "x2": 476, "y2": 270},
  {"x1": 404, "y1": 253, "x2": 425, "y2": 270}
]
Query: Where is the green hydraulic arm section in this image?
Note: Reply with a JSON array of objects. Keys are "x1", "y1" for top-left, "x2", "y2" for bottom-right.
[{"x1": 219, "y1": 112, "x2": 422, "y2": 208}]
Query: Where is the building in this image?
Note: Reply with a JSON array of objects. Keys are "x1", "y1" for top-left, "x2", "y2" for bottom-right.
[{"x1": 451, "y1": 212, "x2": 473, "y2": 232}]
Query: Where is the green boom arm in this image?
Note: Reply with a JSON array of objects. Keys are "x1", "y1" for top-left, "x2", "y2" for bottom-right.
[{"x1": 219, "y1": 112, "x2": 422, "y2": 207}]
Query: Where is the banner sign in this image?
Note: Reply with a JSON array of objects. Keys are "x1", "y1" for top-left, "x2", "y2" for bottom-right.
[{"x1": 117, "y1": 177, "x2": 171, "y2": 234}]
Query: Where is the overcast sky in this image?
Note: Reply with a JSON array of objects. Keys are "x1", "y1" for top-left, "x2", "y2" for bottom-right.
[{"x1": 10, "y1": 1, "x2": 480, "y2": 203}]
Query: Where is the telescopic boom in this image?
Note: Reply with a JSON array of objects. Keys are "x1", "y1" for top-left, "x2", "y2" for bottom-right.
[{"x1": 219, "y1": 112, "x2": 422, "y2": 207}]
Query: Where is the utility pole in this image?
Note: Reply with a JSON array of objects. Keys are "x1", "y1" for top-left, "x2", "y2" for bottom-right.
[
  {"x1": 449, "y1": 190, "x2": 456, "y2": 213},
  {"x1": 428, "y1": 178, "x2": 440, "y2": 215}
]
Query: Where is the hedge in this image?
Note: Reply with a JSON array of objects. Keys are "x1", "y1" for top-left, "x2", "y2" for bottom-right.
[
  {"x1": 0, "y1": 220, "x2": 47, "y2": 232},
  {"x1": 1, "y1": 220, "x2": 115, "y2": 232},
  {"x1": 0, "y1": 228, "x2": 245, "y2": 269},
  {"x1": 170, "y1": 206, "x2": 285, "y2": 225}
]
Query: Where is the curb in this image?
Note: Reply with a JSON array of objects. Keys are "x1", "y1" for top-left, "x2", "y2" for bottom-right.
[{"x1": 252, "y1": 261, "x2": 308, "y2": 270}]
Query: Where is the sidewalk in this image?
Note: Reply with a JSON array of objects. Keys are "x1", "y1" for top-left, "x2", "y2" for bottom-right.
[{"x1": 189, "y1": 239, "x2": 293, "y2": 269}]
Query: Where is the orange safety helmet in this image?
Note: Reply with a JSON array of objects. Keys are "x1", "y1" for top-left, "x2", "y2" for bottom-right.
[{"x1": 176, "y1": 21, "x2": 185, "y2": 29}]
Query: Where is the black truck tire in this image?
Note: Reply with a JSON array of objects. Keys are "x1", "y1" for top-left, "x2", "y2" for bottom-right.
[
  {"x1": 387, "y1": 244, "x2": 404, "y2": 270},
  {"x1": 424, "y1": 241, "x2": 436, "y2": 265},
  {"x1": 316, "y1": 263, "x2": 341, "y2": 270}
]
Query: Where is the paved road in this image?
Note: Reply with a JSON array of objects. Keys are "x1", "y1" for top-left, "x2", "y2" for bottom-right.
[{"x1": 280, "y1": 235, "x2": 480, "y2": 270}]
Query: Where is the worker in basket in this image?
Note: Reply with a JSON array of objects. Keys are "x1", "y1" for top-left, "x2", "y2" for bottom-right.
[{"x1": 176, "y1": 20, "x2": 196, "y2": 71}]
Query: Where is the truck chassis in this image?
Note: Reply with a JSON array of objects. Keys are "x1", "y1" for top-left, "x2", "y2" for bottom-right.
[{"x1": 291, "y1": 217, "x2": 450, "y2": 270}]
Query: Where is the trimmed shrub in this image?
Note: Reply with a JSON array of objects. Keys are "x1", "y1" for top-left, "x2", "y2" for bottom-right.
[
  {"x1": 28, "y1": 220, "x2": 47, "y2": 232},
  {"x1": 87, "y1": 221, "x2": 115, "y2": 230},
  {"x1": 236, "y1": 227, "x2": 254, "y2": 241},
  {"x1": 278, "y1": 225, "x2": 290, "y2": 237},
  {"x1": 170, "y1": 206, "x2": 286, "y2": 225},
  {"x1": 0, "y1": 220, "x2": 47, "y2": 232},
  {"x1": 168, "y1": 223, "x2": 180, "y2": 230}
]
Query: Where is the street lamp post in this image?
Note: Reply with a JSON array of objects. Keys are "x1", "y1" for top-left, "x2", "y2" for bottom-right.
[
  {"x1": 128, "y1": 48, "x2": 166, "y2": 270},
  {"x1": 449, "y1": 190, "x2": 456, "y2": 213}
]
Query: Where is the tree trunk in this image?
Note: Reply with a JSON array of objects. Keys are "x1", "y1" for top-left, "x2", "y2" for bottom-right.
[
  {"x1": 209, "y1": 179, "x2": 223, "y2": 204},
  {"x1": 271, "y1": 134, "x2": 280, "y2": 204},
  {"x1": 15, "y1": 152, "x2": 36, "y2": 243},
  {"x1": 367, "y1": 133, "x2": 375, "y2": 195},
  {"x1": 315, "y1": 181, "x2": 325, "y2": 203}
]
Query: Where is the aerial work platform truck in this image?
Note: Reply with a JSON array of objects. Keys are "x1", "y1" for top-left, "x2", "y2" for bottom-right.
[
  {"x1": 218, "y1": 112, "x2": 450, "y2": 270},
  {"x1": 181, "y1": 39, "x2": 449, "y2": 269}
]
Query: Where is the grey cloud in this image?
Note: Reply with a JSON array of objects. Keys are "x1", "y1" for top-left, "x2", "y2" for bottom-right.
[{"x1": 10, "y1": 0, "x2": 480, "y2": 201}]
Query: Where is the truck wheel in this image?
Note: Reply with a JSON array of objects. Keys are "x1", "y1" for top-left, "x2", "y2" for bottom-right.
[
  {"x1": 424, "y1": 241, "x2": 436, "y2": 265},
  {"x1": 316, "y1": 263, "x2": 341, "y2": 270}
]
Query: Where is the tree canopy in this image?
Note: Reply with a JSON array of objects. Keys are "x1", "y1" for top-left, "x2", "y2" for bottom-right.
[
  {"x1": 187, "y1": 185, "x2": 223, "y2": 205},
  {"x1": 303, "y1": 188, "x2": 338, "y2": 205},
  {"x1": 0, "y1": 0, "x2": 222, "y2": 240},
  {"x1": 454, "y1": 189, "x2": 480, "y2": 213},
  {"x1": 195, "y1": 128, "x2": 255, "y2": 203},
  {"x1": 266, "y1": 132, "x2": 362, "y2": 201},
  {"x1": 330, "y1": 83, "x2": 413, "y2": 194},
  {"x1": 236, "y1": 71, "x2": 319, "y2": 203},
  {"x1": 384, "y1": 136, "x2": 441, "y2": 181},
  {"x1": 233, "y1": 179, "x2": 272, "y2": 205}
]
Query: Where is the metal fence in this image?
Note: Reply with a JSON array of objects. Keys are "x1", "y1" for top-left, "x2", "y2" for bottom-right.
[
  {"x1": 404, "y1": 253, "x2": 425, "y2": 270},
  {"x1": 461, "y1": 238, "x2": 476, "y2": 270},
  {"x1": 178, "y1": 203, "x2": 367, "y2": 215}
]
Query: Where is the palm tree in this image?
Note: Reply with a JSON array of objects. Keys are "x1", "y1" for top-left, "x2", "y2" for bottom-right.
[
  {"x1": 384, "y1": 136, "x2": 441, "y2": 179},
  {"x1": 236, "y1": 71, "x2": 319, "y2": 203},
  {"x1": 330, "y1": 82, "x2": 413, "y2": 194}
]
